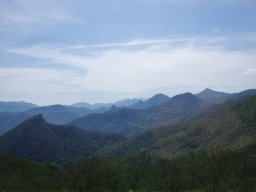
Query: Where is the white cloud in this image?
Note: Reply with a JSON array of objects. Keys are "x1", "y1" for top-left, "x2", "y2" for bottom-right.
[
  {"x1": 242, "y1": 68, "x2": 256, "y2": 76},
  {"x1": 3, "y1": 36, "x2": 256, "y2": 104}
]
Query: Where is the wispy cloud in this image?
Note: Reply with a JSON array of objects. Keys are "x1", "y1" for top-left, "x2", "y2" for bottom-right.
[
  {"x1": 3, "y1": 35, "x2": 256, "y2": 104},
  {"x1": 0, "y1": 0, "x2": 74, "y2": 26},
  {"x1": 242, "y1": 68, "x2": 256, "y2": 76}
]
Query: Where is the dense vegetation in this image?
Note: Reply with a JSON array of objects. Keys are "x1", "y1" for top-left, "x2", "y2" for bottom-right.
[
  {"x1": 96, "y1": 94, "x2": 256, "y2": 158},
  {"x1": 0, "y1": 115, "x2": 124, "y2": 163},
  {"x1": 1, "y1": 150, "x2": 256, "y2": 192}
]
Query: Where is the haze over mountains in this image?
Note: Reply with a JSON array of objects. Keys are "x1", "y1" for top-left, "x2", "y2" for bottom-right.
[
  {"x1": 0, "y1": 88, "x2": 255, "y2": 137},
  {"x1": 71, "y1": 98, "x2": 141, "y2": 109},
  {"x1": 0, "y1": 101, "x2": 38, "y2": 112},
  {"x1": 0, "y1": 88, "x2": 255, "y2": 163},
  {"x1": 110, "y1": 93, "x2": 256, "y2": 158},
  {"x1": 0, "y1": 93, "x2": 166, "y2": 135},
  {"x1": 69, "y1": 92, "x2": 202, "y2": 137}
]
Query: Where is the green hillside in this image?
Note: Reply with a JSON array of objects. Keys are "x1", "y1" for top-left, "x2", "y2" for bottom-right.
[{"x1": 132, "y1": 94, "x2": 256, "y2": 158}]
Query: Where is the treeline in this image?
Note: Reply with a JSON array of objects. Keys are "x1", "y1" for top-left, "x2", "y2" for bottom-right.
[{"x1": 0, "y1": 150, "x2": 256, "y2": 192}]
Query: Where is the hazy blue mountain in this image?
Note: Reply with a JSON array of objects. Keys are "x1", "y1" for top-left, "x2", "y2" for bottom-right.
[
  {"x1": 0, "y1": 112, "x2": 32, "y2": 135},
  {"x1": 1, "y1": 89, "x2": 255, "y2": 137},
  {"x1": 71, "y1": 102, "x2": 112, "y2": 110},
  {"x1": 25, "y1": 104, "x2": 99, "y2": 124},
  {"x1": 0, "y1": 105, "x2": 106, "y2": 135},
  {"x1": 228, "y1": 89, "x2": 256, "y2": 102},
  {"x1": 69, "y1": 93, "x2": 203, "y2": 137},
  {"x1": 0, "y1": 101, "x2": 38, "y2": 112},
  {"x1": 114, "y1": 98, "x2": 141, "y2": 107},
  {"x1": 129, "y1": 93, "x2": 170, "y2": 109},
  {"x1": 0, "y1": 114, "x2": 124, "y2": 163},
  {"x1": 71, "y1": 98, "x2": 140, "y2": 109},
  {"x1": 196, "y1": 88, "x2": 230, "y2": 101}
]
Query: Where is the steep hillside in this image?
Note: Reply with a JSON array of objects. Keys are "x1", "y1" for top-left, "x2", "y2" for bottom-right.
[
  {"x1": 130, "y1": 94, "x2": 256, "y2": 158},
  {"x1": 0, "y1": 115, "x2": 124, "y2": 163}
]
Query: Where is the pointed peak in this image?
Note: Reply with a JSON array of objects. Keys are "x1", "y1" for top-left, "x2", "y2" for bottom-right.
[
  {"x1": 26, "y1": 114, "x2": 46, "y2": 123},
  {"x1": 197, "y1": 88, "x2": 229, "y2": 101},
  {"x1": 204, "y1": 88, "x2": 213, "y2": 91},
  {"x1": 201, "y1": 88, "x2": 215, "y2": 93}
]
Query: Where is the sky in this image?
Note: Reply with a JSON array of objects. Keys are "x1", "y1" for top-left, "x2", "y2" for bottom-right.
[{"x1": 0, "y1": 0, "x2": 256, "y2": 105}]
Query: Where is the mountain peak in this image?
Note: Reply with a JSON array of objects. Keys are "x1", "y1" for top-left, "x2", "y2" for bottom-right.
[
  {"x1": 129, "y1": 93, "x2": 170, "y2": 109},
  {"x1": 151, "y1": 93, "x2": 169, "y2": 99},
  {"x1": 204, "y1": 88, "x2": 213, "y2": 91},
  {"x1": 197, "y1": 88, "x2": 229, "y2": 101},
  {"x1": 24, "y1": 114, "x2": 46, "y2": 124},
  {"x1": 172, "y1": 92, "x2": 194, "y2": 99}
]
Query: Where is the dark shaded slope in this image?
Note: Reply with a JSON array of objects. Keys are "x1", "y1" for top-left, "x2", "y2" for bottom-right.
[{"x1": 0, "y1": 115, "x2": 124, "y2": 163}]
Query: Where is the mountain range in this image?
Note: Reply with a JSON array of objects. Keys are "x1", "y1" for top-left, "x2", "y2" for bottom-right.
[
  {"x1": 71, "y1": 98, "x2": 142, "y2": 109},
  {"x1": 128, "y1": 93, "x2": 170, "y2": 109},
  {"x1": 0, "y1": 101, "x2": 38, "y2": 112},
  {"x1": 0, "y1": 105, "x2": 106, "y2": 135},
  {"x1": 99, "y1": 92, "x2": 256, "y2": 158},
  {"x1": 0, "y1": 93, "x2": 169, "y2": 135},
  {"x1": 69, "y1": 93, "x2": 203, "y2": 137},
  {"x1": 0, "y1": 88, "x2": 255, "y2": 163}
]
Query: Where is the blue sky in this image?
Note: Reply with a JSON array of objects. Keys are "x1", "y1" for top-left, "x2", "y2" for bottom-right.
[{"x1": 0, "y1": 0, "x2": 256, "y2": 105}]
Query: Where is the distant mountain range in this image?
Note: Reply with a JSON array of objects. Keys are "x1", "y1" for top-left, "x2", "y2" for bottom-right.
[
  {"x1": 128, "y1": 93, "x2": 170, "y2": 109},
  {"x1": 0, "y1": 88, "x2": 255, "y2": 163},
  {"x1": 71, "y1": 98, "x2": 141, "y2": 109},
  {"x1": 0, "y1": 114, "x2": 124, "y2": 163},
  {"x1": 0, "y1": 105, "x2": 106, "y2": 135},
  {"x1": 69, "y1": 93, "x2": 204, "y2": 137},
  {"x1": 0, "y1": 101, "x2": 38, "y2": 112},
  {"x1": 0, "y1": 93, "x2": 169, "y2": 135}
]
